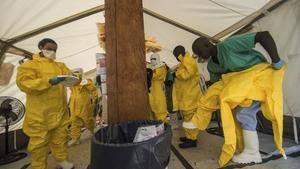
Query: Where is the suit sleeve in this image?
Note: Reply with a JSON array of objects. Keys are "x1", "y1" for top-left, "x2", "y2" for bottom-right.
[
  {"x1": 16, "y1": 61, "x2": 51, "y2": 95},
  {"x1": 176, "y1": 55, "x2": 198, "y2": 80}
]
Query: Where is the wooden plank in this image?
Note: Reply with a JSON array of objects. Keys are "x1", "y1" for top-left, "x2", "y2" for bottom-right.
[
  {"x1": 105, "y1": 0, "x2": 149, "y2": 123},
  {"x1": 0, "y1": 39, "x2": 33, "y2": 66},
  {"x1": 105, "y1": 0, "x2": 119, "y2": 123}
]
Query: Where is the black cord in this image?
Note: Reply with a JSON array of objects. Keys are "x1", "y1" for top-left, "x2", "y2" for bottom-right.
[{"x1": 171, "y1": 145, "x2": 194, "y2": 169}]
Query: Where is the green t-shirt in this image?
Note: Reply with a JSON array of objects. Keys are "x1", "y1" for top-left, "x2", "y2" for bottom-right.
[{"x1": 207, "y1": 32, "x2": 266, "y2": 83}]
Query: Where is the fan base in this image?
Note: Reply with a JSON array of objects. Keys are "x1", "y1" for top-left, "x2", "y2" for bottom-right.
[{"x1": 0, "y1": 152, "x2": 27, "y2": 165}]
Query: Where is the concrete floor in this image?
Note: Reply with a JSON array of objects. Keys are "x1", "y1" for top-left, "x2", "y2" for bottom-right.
[{"x1": 1, "y1": 125, "x2": 300, "y2": 169}]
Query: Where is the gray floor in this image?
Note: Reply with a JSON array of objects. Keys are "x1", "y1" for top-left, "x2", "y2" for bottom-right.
[{"x1": 1, "y1": 125, "x2": 300, "y2": 169}]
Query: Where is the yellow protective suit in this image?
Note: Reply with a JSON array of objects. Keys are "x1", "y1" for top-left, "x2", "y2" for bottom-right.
[
  {"x1": 149, "y1": 65, "x2": 168, "y2": 122},
  {"x1": 175, "y1": 52, "x2": 202, "y2": 140},
  {"x1": 69, "y1": 79, "x2": 98, "y2": 140},
  {"x1": 16, "y1": 54, "x2": 71, "y2": 169},
  {"x1": 172, "y1": 86, "x2": 179, "y2": 112},
  {"x1": 191, "y1": 63, "x2": 286, "y2": 166}
]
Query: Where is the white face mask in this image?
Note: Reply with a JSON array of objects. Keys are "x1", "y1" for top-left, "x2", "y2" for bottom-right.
[
  {"x1": 150, "y1": 59, "x2": 157, "y2": 67},
  {"x1": 42, "y1": 50, "x2": 56, "y2": 59},
  {"x1": 150, "y1": 53, "x2": 161, "y2": 68}
]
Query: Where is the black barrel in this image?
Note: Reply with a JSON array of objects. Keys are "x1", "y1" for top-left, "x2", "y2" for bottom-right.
[{"x1": 89, "y1": 120, "x2": 172, "y2": 169}]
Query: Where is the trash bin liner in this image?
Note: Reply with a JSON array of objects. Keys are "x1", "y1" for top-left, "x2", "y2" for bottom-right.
[{"x1": 89, "y1": 120, "x2": 172, "y2": 169}]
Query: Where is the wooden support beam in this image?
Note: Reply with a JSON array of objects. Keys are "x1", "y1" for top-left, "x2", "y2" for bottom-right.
[
  {"x1": 143, "y1": 8, "x2": 219, "y2": 43},
  {"x1": 8, "y1": 5, "x2": 105, "y2": 44},
  {"x1": 105, "y1": 0, "x2": 149, "y2": 123},
  {"x1": 7, "y1": 47, "x2": 33, "y2": 57},
  {"x1": 0, "y1": 39, "x2": 33, "y2": 63},
  {"x1": 0, "y1": 41, "x2": 9, "y2": 66}
]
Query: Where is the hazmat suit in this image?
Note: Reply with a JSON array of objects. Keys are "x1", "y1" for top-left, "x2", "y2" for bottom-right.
[
  {"x1": 16, "y1": 54, "x2": 71, "y2": 169},
  {"x1": 149, "y1": 53, "x2": 169, "y2": 122},
  {"x1": 189, "y1": 63, "x2": 286, "y2": 166},
  {"x1": 69, "y1": 70, "x2": 98, "y2": 144},
  {"x1": 191, "y1": 31, "x2": 285, "y2": 165},
  {"x1": 174, "y1": 52, "x2": 202, "y2": 147}
]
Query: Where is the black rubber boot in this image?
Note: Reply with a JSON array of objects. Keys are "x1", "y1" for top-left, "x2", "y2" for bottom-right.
[
  {"x1": 179, "y1": 139, "x2": 197, "y2": 148},
  {"x1": 179, "y1": 137, "x2": 188, "y2": 142}
]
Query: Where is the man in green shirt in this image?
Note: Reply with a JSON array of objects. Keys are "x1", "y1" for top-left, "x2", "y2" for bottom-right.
[
  {"x1": 191, "y1": 31, "x2": 285, "y2": 164},
  {"x1": 193, "y1": 31, "x2": 284, "y2": 84}
]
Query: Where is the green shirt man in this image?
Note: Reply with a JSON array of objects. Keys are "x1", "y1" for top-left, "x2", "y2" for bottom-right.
[{"x1": 192, "y1": 31, "x2": 284, "y2": 83}]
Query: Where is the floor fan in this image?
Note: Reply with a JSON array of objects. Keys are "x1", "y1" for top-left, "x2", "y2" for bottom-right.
[{"x1": 0, "y1": 96, "x2": 27, "y2": 165}]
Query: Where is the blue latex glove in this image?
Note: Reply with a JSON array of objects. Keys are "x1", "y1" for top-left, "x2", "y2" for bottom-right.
[
  {"x1": 49, "y1": 77, "x2": 65, "y2": 85},
  {"x1": 272, "y1": 59, "x2": 285, "y2": 70}
]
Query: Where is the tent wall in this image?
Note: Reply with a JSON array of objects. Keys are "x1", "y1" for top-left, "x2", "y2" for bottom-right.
[
  {"x1": 251, "y1": 0, "x2": 300, "y2": 117},
  {"x1": 0, "y1": 55, "x2": 26, "y2": 134}
]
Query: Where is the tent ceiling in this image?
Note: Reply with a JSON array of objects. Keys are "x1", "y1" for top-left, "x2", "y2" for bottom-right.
[
  {"x1": 0, "y1": 0, "x2": 277, "y2": 71},
  {"x1": 0, "y1": 0, "x2": 103, "y2": 39},
  {"x1": 15, "y1": 13, "x2": 105, "y2": 71},
  {"x1": 143, "y1": 0, "x2": 270, "y2": 37}
]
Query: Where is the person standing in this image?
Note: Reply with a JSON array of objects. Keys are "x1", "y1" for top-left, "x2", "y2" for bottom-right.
[
  {"x1": 68, "y1": 68, "x2": 98, "y2": 146},
  {"x1": 172, "y1": 45, "x2": 202, "y2": 148},
  {"x1": 16, "y1": 38, "x2": 74, "y2": 169},
  {"x1": 148, "y1": 53, "x2": 169, "y2": 122}
]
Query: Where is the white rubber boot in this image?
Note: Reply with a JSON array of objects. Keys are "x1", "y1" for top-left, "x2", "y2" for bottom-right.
[
  {"x1": 56, "y1": 160, "x2": 74, "y2": 169},
  {"x1": 232, "y1": 130, "x2": 262, "y2": 164},
  {"x1": 67, "y1": 139, "x2": 81, "y2": 147},
  {"x1": 182, "y1": 121, "x2": 197, "y2": 129}
]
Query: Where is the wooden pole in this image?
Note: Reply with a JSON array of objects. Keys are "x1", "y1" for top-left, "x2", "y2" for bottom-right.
[{"x1": 105, "y1": 0, "x2": 149, "y2": 123}]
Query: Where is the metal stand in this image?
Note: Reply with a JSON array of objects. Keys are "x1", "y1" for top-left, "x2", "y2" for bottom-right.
[{"x1": 0, "y1": 112, "x2": 27, "y2": 165}]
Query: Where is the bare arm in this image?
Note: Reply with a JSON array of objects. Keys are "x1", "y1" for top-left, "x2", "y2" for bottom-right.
[{"x1": 255, "y1": 31, "x2": 280, "y2": 63}]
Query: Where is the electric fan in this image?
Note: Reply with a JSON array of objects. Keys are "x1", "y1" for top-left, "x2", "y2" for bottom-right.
[{"x1": 0, "y1": 96, "x2": 27, "y2": 165}]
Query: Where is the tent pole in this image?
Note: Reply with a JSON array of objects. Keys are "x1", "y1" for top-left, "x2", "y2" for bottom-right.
[
  {"x1": 0, "y1": 39, "x2": 32, "y2": 60},
  {"x1": 293, "y1": 117, "x2": 299, "y2": 144},
  {"x1": 105, "y1": 0, "x2": 149, "y2": 123},
  {"x1": 0, "y1": 43, "x2": 9, "y2": 66}
]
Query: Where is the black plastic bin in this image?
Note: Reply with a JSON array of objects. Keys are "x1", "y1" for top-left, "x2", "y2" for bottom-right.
[{"x1": 88, "y1": 120, "x2": 172, "y2": 169}]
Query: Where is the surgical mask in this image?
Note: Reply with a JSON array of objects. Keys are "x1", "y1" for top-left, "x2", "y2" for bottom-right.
[
  {"x1": 150, "y1": 59, "x2": 157, "y2": 67},
  {"x1": 150, "y1": 53, "x2": 161, "y2": 68},
  {"x1": 42, "y1": 50, "x2": 56, "y2": 60}
]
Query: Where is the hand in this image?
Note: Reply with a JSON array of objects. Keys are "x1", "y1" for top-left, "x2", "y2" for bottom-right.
[
  {"x1": 272, "y1": 59, "x2": 285, "y2": 70},
  {"x1": 49, "y1": 77, "x2": 65, "y2": 85}
]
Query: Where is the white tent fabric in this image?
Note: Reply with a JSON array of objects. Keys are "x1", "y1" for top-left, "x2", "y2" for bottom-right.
[
  {"x1": 0, "y1": 0, "x2": 103, "y2": 39},
  {"x1": 15, "y1": 13, "x2": 105, "y2": 72},
  {"x1": 251, "y1": 0, "x2": 300, "y2": 117},
  {"x1": 144, "y1": 0, "x2": 270, "y2": 36},
  {"x1": 1, "y1": 0, "x2": 299, "y2": 134},
  {"x1": 0, "y1": 54, "x2": 26, "y2": 133}
]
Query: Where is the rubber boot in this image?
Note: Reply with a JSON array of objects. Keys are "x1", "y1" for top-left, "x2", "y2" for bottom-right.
[
  {"x1": 56, "y1": 160, "x2": 75, "y2": 169},
  {"x1": 67, "y1": 139, "x2": 81, "y2": 147},
  {"x1": 232, "y1": 130, "x2": 262, "y2": 164},
  {"x1": 179, "y1": 137, "x2": 188, "y2": 142},
  {"x1": 178, "y1": 138, "x2": 197, "y2": 148}
]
